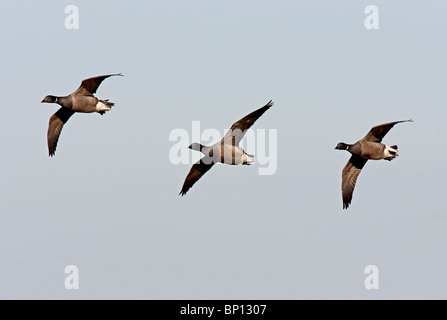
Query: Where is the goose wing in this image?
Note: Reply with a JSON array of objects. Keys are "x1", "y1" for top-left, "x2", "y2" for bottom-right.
[
  {"x1": 72, "y1": 73, "x2": 122, "y2": 96},
  {"x1": 47, "y1": 107, "x2": 75, "y2": 157},
  {"x1": 179, "y1": 157, "x2": 215, "y2": 196},
  {"x1": 363, "y1": 120, "x2": 412, "y2": 143},
  {"x1": 222, "y1": 100, "x2": 273, "y2": 146},
  {"x1": 341, "y1": 155, "x2": 368, "y2": 209}
]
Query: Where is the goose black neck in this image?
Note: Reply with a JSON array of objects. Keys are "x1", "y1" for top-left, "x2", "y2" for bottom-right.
[{"x1": 56, "y1": 96, "x2": 73, "y2": 108}]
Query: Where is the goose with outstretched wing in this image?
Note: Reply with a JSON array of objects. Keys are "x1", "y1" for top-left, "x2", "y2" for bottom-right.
[
  {"x1": 335, "y1": 120, "x2": 412, "y2": 209},
  {"x1": 41, "y1": 73, "x2": 122, "y2": 156},
  {"x1": 180, "y1": 100, "x2": 274, "y2": 196}
]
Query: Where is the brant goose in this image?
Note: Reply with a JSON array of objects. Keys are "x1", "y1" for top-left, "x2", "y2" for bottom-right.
[
  {"x1": 335, "y1": 120, "x2": 412, "y2": 209},
  {"x1": 41, "y1": 73, "x2": 122, "y2": 156},
  {"x1": 179, "y1": 100, "x2": 274, "y2": 196}
]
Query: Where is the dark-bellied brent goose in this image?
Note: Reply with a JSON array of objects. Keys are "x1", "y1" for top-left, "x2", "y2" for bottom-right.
[
  {"x1": 41, "y1": 73, "x2": 122, "y2": 156},
  {"x1": 335, "y1": 120, "x2": 412, "y2": 209},
  {"x1": 179, "y1": 100, "x2": 274, "y2": 196}
]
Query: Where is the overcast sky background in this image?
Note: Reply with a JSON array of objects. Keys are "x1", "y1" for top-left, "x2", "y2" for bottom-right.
[{"x1": 1, "y1": 0, "x2": 447, "y2": 299}]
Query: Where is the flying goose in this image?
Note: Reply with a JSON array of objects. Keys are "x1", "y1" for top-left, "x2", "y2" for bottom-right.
[
  {"x1": 41, "y1": 73, "x2": 122, "y2": 156},
  {"x1": 335, "y1": 120, "x2": 412, "y2": 209},
  {"x1": 179, "y1": 100, "x2": 274, "y2": 196}
]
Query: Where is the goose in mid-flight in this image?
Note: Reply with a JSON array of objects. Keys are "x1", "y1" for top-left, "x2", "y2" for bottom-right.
[
  {"x1": 179, "y1": 100, "x2": 274, "y2": 196},
  {"x1": 335, "y1": 120, "x2": 412, "y2": 209},
  {"x1": 41, "y1": 73, "x2": 122, "y2": 156}
]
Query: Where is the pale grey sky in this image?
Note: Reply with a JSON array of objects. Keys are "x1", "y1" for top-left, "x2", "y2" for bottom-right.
[{"x1": 1, "y1": 0, "x2": 447, "y2": 299}]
